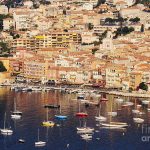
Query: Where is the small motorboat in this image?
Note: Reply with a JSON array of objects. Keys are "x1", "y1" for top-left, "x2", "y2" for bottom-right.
[
  {"x1": 147, "y1": 108, "x2": 150, "y2": 112},
  {"x1": 137, "y1": 105, "x2": 142, "y2": 108},
  {"x1": 11, "y1": 114, "x2": 21, "y2": 119},
  {"x1": 142, "y1": 100, "x2": 149, "y2": 105},
  {"x1": 81, "y1": 134, "x2": 92, "y2": 139},
  {"x1": 132, "y1": 109, "x2": 140, "y2": 114},
  {"x1": 108, "y1": 112, "x2": 117, "y2": 117},
  {"x1": 133, "y1": 118, "x2": 144, "y2": 123},
  {"x1": 18, "y1": 139, "x2": 25, "y2": 143},
  {"x1": 44, "y1": 104, "x2": 60, "y2": 109}
]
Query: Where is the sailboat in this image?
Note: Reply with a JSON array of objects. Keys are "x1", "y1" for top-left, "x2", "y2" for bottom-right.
[
  {"x1": 55, "y1": 100, "x2": 67, "y2": 120},
  {"x1": 1, "y1": 113, "x2": 13, "y2": 135},
  {"x1": 100, "y1": 97, "x2": 128, "y2": 129},
  {"x1": 132, "y1": 98, "x2": 140, "y2": 114},
  {"x1": 35, "y1": 129, "x2": 46, "y2": 147},
  {"x1": 76, "y1": 100, "x2": 88, "y2": 117},
  {"x1": 11, "y1": 98, "x2": 22, "y2": 119},
  {"x1": 107, "y1": 99, "x2": 117, "y2": 117},
  {"x1": 95, "y1": 102, "x2": 107, "y2": 122},
  {"x1": 42, "y1": 108, "x2": 55, "y2": 127},
  {"x1": 77, "y1": 118, "x2": 94, "y2": 133}
]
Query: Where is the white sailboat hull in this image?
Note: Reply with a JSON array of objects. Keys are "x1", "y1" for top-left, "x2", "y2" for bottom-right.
[
  {"x1": 108, "y1": 112, "x2": 117, "y2": 117},
  {"x1": 101, "y1": 122, "x2": 128, "y2": 128},
  {"x1": 133, "y1": 118, "x2": 144, "y2": 123},
  {"x1": 95, "y1": 116, "x2": 107, "y2": 121},
  {"x1": 11, "y1": 114, "x2": 21, "y2": 119},
  {"x1": 77, "y1": 127, "x2": 94, "y2": 132},
  {"x1": 35, "y1": 141, "x2": 46, "y2": 147},
  {"x1": 1, "y1": 129, "x2": 13, "y2": 135},
  {"x1": 132, "y1": 109, "x2": 140, "y2": 114}
]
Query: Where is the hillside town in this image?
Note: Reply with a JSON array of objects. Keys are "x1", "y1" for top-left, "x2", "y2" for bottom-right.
[{"x1": 0, "y1": 0, "x2": 150, "y2": 93}]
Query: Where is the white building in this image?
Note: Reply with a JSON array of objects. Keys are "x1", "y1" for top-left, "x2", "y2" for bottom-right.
[
  {"x1": 13, "y1": 11, "x2": 31, "y2": 30},
  {"x1": 0, "y1": 5, "x2": 8, "y2": 15},
  {"x1": 3, "y1": 18, "x2": 13, "y2": 31},
  {"x1": 82, "y1": 3, "x2": 93, "y2": 10}
]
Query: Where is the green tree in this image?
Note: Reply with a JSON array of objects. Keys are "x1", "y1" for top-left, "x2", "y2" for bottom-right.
[
  {"x1": 88, "y1": 23, "x2": 94, "y2": 30},
  {"x1": 92, "y1": 48, "x2": 99, "y2": 54},
  {"x1": 129, "y1": 17, "x2": 140, "y2": 23},
  {"x1": 0, "y1": 61, "x2": 7, "y2": 72},
  {"x1": 138, "y1": 82, "x2": 148, "y2": 91},
  {"x1": 0, "y1": 42, "x2": 10, "y2": 53},
  {"x1": 115, "y1": 26, "x2": 134, "y2": 37},
  {"x1": 105, "y1": 18, "x2": 114, "y2": 24}
]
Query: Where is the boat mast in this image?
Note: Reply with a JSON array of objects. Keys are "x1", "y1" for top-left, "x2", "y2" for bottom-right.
[
  {"x1": 78, "y1": 101, "x2": 80, "y2": 112},
  {"x1": 46, "y1": 108, "x2": 48, "y2": 121},
  {"x1": 38, "y1": 129, "x2": 40, "y2": 142},
  {"x1": 59, "y1": 100, "x2": 61, "y2": 114},
  {"x1": 99, "y1": 103, "x2": 101, "y2": 117},
  {"x1": 14, "y1": 98, "x2": 16, "y2": 111},
  {"x1": 4, "y1": 112, "x2": 6, "y2": 129}
]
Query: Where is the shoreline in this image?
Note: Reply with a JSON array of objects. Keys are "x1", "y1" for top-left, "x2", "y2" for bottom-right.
[{"x1": 0, "y1": 83, "x2": 150, "y2": 98}]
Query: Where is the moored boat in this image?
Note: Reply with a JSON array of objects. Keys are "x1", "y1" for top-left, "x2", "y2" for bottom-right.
[
  {"x1": 35, "y1": 129, "x2": 46, "y2": 147},
  {"x1": 44, "y1": 104, "x2": 60, "y2": 109},
  {"x1": 133, "y1": 118, "x2": 144, "y2": 123},
  {"x1": 76, "y1": 112, "x2": 88, "y2": 117}
]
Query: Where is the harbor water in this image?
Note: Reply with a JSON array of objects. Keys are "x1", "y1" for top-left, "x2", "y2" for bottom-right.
[{"x1": 0, "y1": 87, "x2": 150, "y2": 150}]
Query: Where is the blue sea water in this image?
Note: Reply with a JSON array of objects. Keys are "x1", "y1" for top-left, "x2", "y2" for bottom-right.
[{"x1": 0, "y1": 87, "x2": 150, "y2": 150}]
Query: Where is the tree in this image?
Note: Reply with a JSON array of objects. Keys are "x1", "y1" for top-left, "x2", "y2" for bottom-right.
[
  {"x1": 88, "y1": 23, "x2": 94, "y2": 30},
  {"x1": 0, "y1": 61, "x2": 7, "y2": 72},
  {"x1": 105, "y1": 18, "x2": 114, "y2": 24},
  {"x1": 0, "y1": 42, "x2": 10, "y2": 53},
  {"x1": 92, "y1": 48, "x2": 99, "y2": 54},
  {"x1": 129, "y1": 17, "x2": 140, "y2": 23},
  {"x1": 138, "y1": 82, "x2": 148, "y2": 91},
  {"x1": 115, "y1": 26, "x2": 134, "y2": 37}
]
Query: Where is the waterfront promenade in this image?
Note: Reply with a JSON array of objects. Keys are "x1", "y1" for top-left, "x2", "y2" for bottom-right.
[
  {"x1": 1, "y1": 82, "x2": 150, "y2": 98},
  {"x1": 102, "y1": 90, "x2": 150, "y2": 98}
]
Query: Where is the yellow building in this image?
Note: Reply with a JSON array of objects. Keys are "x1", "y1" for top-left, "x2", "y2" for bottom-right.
[
  {"x1": 0, "y1": 72, "x2": 11, "y2": 84},
  {"x1": 129, "y1": 72, "x2": 142, "y2": 90},
  {"x1": 0, "y1": 58, "x2": 10, "y2": 71},
  {"x1": 23, "y1": 59, "x2": 48, "y2": 80},
  {"x1": 12, "y1": 31, "x2": 81, "y2": 50},
  {"x1": 106, "y1": 64, "x2": 126, "y2": 88}
]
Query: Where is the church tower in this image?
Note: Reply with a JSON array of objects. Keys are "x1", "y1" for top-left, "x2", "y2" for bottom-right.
[{"x1": 100, "y1": 31, "x2": 114, "y2": 51}]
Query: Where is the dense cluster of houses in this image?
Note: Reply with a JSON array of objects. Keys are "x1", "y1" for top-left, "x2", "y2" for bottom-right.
[{"x1": 0, "y1": 0, "x2": 150, "y2": 91}]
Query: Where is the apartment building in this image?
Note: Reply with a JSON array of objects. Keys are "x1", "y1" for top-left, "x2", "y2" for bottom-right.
[
  {"x1": 23, "y1": 59, "x2": 48, "y2": 79},
  {"x1": 13, "y1": 11, "x2": 31, "y2": 30}
]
